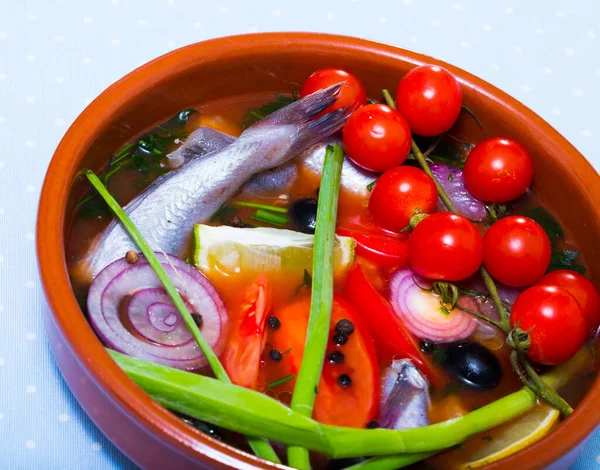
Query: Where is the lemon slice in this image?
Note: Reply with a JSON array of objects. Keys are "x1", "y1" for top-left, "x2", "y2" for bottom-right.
[
  {"x1": 459, "y1": 404, "x2": 560, "y2": 469},
  {"x1": 193, "y1": 224, "x2": 355, "y2": 277}
]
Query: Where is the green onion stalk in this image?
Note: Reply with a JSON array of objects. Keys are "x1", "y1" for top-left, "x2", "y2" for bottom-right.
[
  {"x1": 381, "y1": 91, "x2": 573, "y2": 418},
  {"x1": 288, "y1": 144, "x2": 345, "y2": 469},
  {"x1": 85, "y1": 171, "x2": 280, "y2": 464},
  {"x1": 109, "y1": 346, "x2": 590, "y2": 465}
]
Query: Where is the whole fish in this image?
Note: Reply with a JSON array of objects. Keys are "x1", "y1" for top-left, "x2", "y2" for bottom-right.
[
  {"x1": 378, "y1": 359, "x2": 430, "y2": 429},
  {"x1": 86, "y1": 84, "x2": 348, "y2": 278}
]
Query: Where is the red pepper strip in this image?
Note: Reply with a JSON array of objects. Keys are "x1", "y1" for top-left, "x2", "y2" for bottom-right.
[
  {"x1": 336, "y1": 227, "x2": 409, "y2": 269},
  {"x1": 343, "y1": 263, "x2": 444, "y2": 387}
]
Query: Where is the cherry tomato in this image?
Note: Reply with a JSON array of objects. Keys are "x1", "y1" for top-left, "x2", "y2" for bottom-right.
[
  {"x1": 408, "y1": 212, "x2": 483, "y2": 281},
  {"x1": 395, "y1": 64, "x2": 463, "y2": 136},
  {"x1": 342, "y1": 104, "x2": 412, "y2": 172},
  {"x1": 300, "y1": 68, "x2": 366, "y2": 115},
  {"x1": 336, "y1": 227, "x2": 409, "y2": 269},
  {"x1": 537, "y1": 270, "x2": 600, "y2": 333},
  {"x1": 222, "y1": 274, "x2": 272, "y2": 389},
  {"x1": 369, "y1": 166, "x2": 438, "y2": 233},
  {"x1": 483, "y1": 216, "x2": 551, "y2": 287},
  {"x1": 263, "y1": 295, "x2": 379, "y2": 428},
  {"x1": 511, "y1": 285, "x2": 587, "y2": 365},
  {"x1": 463, "y1": 138, "x2": 534, "y2": 203}
]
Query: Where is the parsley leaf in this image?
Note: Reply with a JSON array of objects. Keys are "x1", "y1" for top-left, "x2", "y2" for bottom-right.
[
  {"x1": 242, "y1": 90, "x2": 299, "y2": 128},
  {"x1": 525, "y1": 207, "x2": 563, "y2": 247},
  {"x1": 548, "y1": 250, "x2": 585, "y2": 274}
]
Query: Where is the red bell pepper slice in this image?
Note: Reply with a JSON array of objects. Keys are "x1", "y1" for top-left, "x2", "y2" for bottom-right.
[
  {"x1": 343, "y1": 263, "x2": 444, "y2": 386},
  {"x1": 336, "y1": 227, "x2": 409, "y2": 269}
]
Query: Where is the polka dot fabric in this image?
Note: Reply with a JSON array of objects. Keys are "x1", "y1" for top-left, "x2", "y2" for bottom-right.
[{"x1": 0, "y1": 0, "x2": 598, "y2": 468}]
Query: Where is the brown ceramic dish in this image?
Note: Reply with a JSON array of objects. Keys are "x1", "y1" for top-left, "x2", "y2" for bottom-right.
[{"x1": 37, "y1": 33, "x2": 600, "y2": 469}]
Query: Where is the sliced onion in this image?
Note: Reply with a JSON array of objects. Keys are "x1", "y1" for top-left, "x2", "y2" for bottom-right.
[
  {"x1": 389, "y1": 268, "x2": 477, "y2": 343},
  {"x1": 430, "y1": 163, "x2": 487, "y2": 221},
  {"x1": 87, "y1": 253, "x2": 227, "y2": 370}
]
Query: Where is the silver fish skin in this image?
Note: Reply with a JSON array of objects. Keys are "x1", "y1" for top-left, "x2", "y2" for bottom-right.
[
  {"x1": 242, "y1": 137, "x2": 377, "y2": 196},
  {"x1": 165, "y1": 126, "x2": 235, "y2": 169},
  {"x1": 378, "y1": 359, "x2": 430, "y2": 430},
  {"x1": 87, "y1": 84, "x2": 348, "y2": 278}
]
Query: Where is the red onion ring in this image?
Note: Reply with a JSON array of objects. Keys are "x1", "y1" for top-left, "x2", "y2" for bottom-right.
[
  {"x1": 430, "y1": 163, "x2": 487, "y2": 221},
  {"x1": 87, "y1": 253, "x2": 227, "y2": 370},
  {"x1": 390, "y1": 268, "x2": 477, "y2": 343}
]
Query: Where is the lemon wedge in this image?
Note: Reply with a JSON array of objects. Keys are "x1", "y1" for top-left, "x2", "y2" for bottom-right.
[
  {"x1": 459, "y1": 404, "x2": 560, "y2": 469},
  {"x1": 193, "y1": 225, "x2": 354, "y2": 278}
]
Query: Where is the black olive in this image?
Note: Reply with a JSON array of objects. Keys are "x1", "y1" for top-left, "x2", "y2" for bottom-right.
[
  {"x1": 176, "y1": 413, "x2": 223, "y2": 441},
  {"x1": 332, "y1": 332, "x2": 348, "y2": 346},
  {"x1": 444, "y1": 341, "x2": 502, "y2": 390},
  {"x1": 191, "y1": 312, "x2": 203, "y2": 329},
  {"x1": 267, "y1": 316, "x2": 281, "y2": 330},
  {"x1": 337, "y1": 374, "x2": 352, "y2": 388},
  {"x1": 366, "y1": 420, "x2": 379, "y2": 429},
  {"x1": 269, "y1": 349, "x2": 282, "y2": 361},
  {"x1": 420, "y1": 339, "x2": 435, "y2": 354},
  {"x1": 328, "y1": 350, "x2": 345, "y2": 364},
  {"x1": 291, "y1": 198, "x2": 318, "y2": 234},
  {"x1": 327, "y1": 458, "x2": 367, "y2": 469},
  {"x1": 335, "y1": 319, "x2": 355, "y2": 336}
]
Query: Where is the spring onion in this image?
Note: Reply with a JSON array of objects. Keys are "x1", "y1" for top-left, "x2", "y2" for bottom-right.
[
  {"x1": 231, "y1": 200, "x2": 288, "y2": 213},
  {"x1": 251, "y1": 209, "x2": 290, "y2": 226},
  {"x1": 288, "y1": 143, "x2": 344, "y2": 469},
  {"x1": 86, "y1": 171, "x2": 280, "y2": 464}
]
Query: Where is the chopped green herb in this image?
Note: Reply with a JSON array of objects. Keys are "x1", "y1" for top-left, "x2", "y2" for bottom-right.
[
  {"x1": 482, "y1": 435, "x2": 493, "y2": 442},
  {"x1": 367, "y1": 180, "x2": 377, "y2": 191},
  {"x1": 282, "y1": 347, "x2": 292, "y2": 356},
  {"x1": 441, "y1": 382, "x2": 466, "y2": 398},
  {"x1": 252, "y1": 209, "x2": 290, "y2": 226},
  {"x1": 267, "y1": 374, "x2": 295, "y2": 389},
  {"x1": 232, "y1": 200, "x2": 288, "y2": 213},
  {"x1": 448, "y1": 174, "x2": 453, "y2": 181},
  {"x1": 548, "y1": 250, "x2": 585, "y2": 274},
  {"x1": 525, "y1": 207, "x2": 563, "y2": 247},
  {"x1": 461, "y1": 104, "x2": 483, "y2": 130},
  {"x1": 242, "y1": 91, "x2": 299, "y2": 128},
  {"x1": 432, "y1": 348, "x2": 446, "y2": 366},
  {"x1": 210, "y1": 204, "x2": 236, "y2": 223},
  {"x1": 293, "y1": 269, "x2": 313, "y2": 296},
  {"x1": 440, "y1": 305, "x2": 451, "y2": 316}
]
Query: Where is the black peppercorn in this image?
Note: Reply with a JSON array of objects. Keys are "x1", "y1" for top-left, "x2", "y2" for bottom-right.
[
  {"x1": 335, "y1": 319, "x2": 355, "y2": 336},
  {"x1": 267, "y1": 316, "x2": 281, "y2": 330},
  {"x1": 191, "y1": 312, "x2": 203, "y2": 329},
  {"x1": 269, "y1": 349, "x2": 282, "y2": 362},
  {"x1": 328, "y1": 350, "x2": 345, "y2": 364},
  {"x1": 366, "y1": 420, "x2": 379, "y2": 429},
  {"x1": 420, "y1": 339, "x2": 435, "y2": 354},
  {"x1": 332, "y1": 332, "x2": 348, "y2": 346},
  {"x1": 337, "y1": 374, "x2": 352, "y2": 388}
]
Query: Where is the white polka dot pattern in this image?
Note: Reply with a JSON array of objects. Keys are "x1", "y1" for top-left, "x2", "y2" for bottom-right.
[{"x1": 0, "y1": 0, "x2": 598, "y2": 469}]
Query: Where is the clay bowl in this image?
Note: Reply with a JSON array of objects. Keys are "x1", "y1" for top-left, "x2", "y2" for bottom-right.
[{"x1": 37, "y1": 32, "x2": 600, "y2": 469}]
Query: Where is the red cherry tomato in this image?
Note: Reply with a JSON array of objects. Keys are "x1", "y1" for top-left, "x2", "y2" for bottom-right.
[
  {"x1": 408, "y1": 212, "x2": 483, "y2": 281},
  {"x1": 262, "y1": 295, "x2": 379, "y2": 428},
  {"x1": 342, "y1": 104, "x2": 412, "y2": 172},
  {"x1": 369, "y1": 166, "x2": 438, "y2": 233},
  {"x1": 511, "y1": 285, "x2": 587, "y2": 365},
  {"x1": 222, "y1": 274, "x2": 272, "y2": 389},
  {"x1": 395, "y1": 64, "x2": 463, "y2": 136},
  {"x1": 300, "y1": 68, "x2": 366, "y2": 115},
  {"x1": 537, "y1": 270, "x2": 600, "y2": 333},
  {"x1": 336, "y1": 227, "x2": 409, "y2": 269},
  {"x1": 463, "y1": 138, "x2": 534, "y2": 203},
  {"x1": 483, "y1": 216, "x2": 551, "y2": 287}
]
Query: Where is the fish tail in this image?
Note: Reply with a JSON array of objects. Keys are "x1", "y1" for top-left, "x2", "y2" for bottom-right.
[
  {"x1": 292, "y1": 106, "x2": 351, "y2": 153},
  {"x1": 259, "y1": 83, "x2": 344, "y2": 126}
]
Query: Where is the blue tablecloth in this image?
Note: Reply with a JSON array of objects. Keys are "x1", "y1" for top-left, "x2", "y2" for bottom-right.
[{"x1": 1, "y1": 0, "x2": 598, "y2": 467}]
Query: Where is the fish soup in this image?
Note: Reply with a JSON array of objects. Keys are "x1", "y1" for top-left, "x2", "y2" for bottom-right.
[{"x1": 68, "y1": 67, "x2": 599, "y2": 469}]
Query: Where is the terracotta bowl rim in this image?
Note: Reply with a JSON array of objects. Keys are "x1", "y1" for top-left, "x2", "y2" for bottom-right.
[{"x1": 37, "y1": 32, "x2": 600, "y2": 469}]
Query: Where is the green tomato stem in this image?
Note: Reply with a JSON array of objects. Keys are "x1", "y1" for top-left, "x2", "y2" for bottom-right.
[
  {"x1": 288, "y1": 144, "x2": 344, "y2": 469},
  {"x1": 86, "y1": 171, "x2": 280, "y2": 464}
]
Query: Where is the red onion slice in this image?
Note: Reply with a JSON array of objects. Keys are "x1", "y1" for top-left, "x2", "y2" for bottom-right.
[
  {"x1": 389, "y1": 268, "x2": 477, "y2": 343},
  {"x1": 430, "y1": 163, "x2": 487, "y2": 221},
  {"x1": 87, "y1": 253, "x2": 227, "y2": 370},
  {"x1": 128, "y1": 288, "x2": 194, "y2": 346}
]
